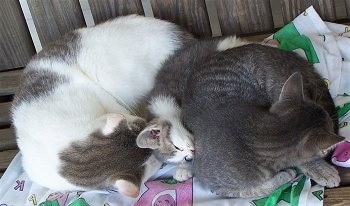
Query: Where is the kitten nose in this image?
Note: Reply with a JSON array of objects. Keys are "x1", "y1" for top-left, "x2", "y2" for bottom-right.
[{"x1": 185, "y1": 156, "x2": 193, "y2": 162}]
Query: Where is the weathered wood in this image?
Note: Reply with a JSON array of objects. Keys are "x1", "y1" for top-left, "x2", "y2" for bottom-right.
[
  {"x1": 215, "y1": 0, "x2": 274, "y2": 35},
  {"x1": 0, "y1": 102, "x2": 11, "y2": 126},
  {"x1": 0, "y1": 149, "x2": 18, "y2": 171},
  {"x1": 0, "y1": 70, "x2": 22, "y2": 96},
  {"x1": 88, "y1": 0, "x2": 144, "y2": 24},
  {"x1": 281, "y1": 0, "x2": 336, "y2": 24},
  {"x1": 27, "y1": 0, "x2": 85, "y2": 47},
  {"x1": 0, "y1": 128, "x2": 17, "y2": 152},
  {"x1": 346, "y1": 0, "x2": 350, "y2": 19},
  {"x1": 338, "y1": 166, "x2": 350, "y2": 186},
  {"x1": 0, "y1": 0, "x2": 36, "y2": 71},
  {"x1": 324, "y1": 187, "x2": 350, "y2": 205},
  {"x1": 151, "y1": 0, "x2": 212, "y2": 37}
]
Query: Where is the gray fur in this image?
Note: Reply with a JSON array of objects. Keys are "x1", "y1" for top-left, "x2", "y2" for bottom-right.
[
  {"x1": 34, "y1": 31, "x2": 81, "y2": 64},
  {"x1": 151, "y1": 41, "x2": 343, "y2": 198},
  {"x1": 12, "y1": 70, "x2": 68, "y2": 107},
  {"x1": 182, "y1": 44, "x2": 343, "y2": 197},
  {"x1": 59, "y1": 117, "x2": 150, "y2": 189},
  {"x1": 12, "y1": 31, "x2": 81, "y2": 107},
  {"x1": 147, "y1": 38, "x2": 220, "y2": 107}
]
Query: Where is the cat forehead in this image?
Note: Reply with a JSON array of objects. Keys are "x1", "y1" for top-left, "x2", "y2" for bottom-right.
[{"x1": 169, "y1": 126, "x2": 194, "y2": 148}]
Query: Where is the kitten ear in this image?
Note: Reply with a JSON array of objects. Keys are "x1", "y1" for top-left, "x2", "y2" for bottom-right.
[
  {"x1": 136, "y1": 120, "x2": 170, "y2": 149},
  {"x1": 279, "y1": 72, "x2": 304, "y2": 102},
  {"x1": 101, "y1": 114, "x2": 125, "y2": 135}
]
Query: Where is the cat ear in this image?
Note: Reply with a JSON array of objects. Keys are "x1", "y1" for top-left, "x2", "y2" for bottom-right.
[
  {"x1": 270, "y1": 72, "x2": 304, "y2": 114},
  {"x1": 136, "y1": 120, "x2": 169, "y2": 149},
  {"x1": 316, "y1": 133, "x2": 345, "y2": 152},
  {"x1": 279, "y1": 72, "x2": 304, "y2": 102},
  {"x1": 101, "y1": 114, "x2": 125, "y2": 135},
  {"x1": 302, "y1": 132, "x2": 345, "y2": 157}
]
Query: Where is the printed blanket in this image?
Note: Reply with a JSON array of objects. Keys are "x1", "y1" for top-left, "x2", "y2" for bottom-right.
[{"x1": 1, "y1": 6, "x2": 348, "y2": 206}]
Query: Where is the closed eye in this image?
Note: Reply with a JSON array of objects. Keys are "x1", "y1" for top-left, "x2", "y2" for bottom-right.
[{"x1": 174, "y1": 145, "x2": 184, "y2": 151}]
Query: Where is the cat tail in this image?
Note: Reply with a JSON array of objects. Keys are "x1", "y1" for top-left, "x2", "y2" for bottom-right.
[{"x1": 216, "y1": 36, "x2": 251, "y2": 51}]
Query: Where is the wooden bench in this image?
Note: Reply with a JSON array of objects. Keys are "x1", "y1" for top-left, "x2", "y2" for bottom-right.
[{"x1": 1, "y1": 0, "x2": 350, "y2": 205}]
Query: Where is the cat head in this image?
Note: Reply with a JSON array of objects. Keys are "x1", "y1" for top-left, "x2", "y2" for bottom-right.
[
  {"x1": 136, "y1": 117, "x2": 195, "y2": 165},
  {"x1": 270, "y1": 72, "x2": 344, "y2": 162}
]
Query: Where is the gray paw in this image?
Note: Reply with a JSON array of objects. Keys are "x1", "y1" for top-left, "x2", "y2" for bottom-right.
[
  {"x1": 173, "y1": 167, "x2": 193, "y2": 182},
  {"x1": 284, "y1": 168, "x2": 298, "y2": 179},
  {"x1": 305, "y1": 165, "x2": 340, "y2": 188},
  {"x1": 299, "y1": 160, "x2": 340, "y2": 188},
  {"x1": 275, "y1": 168, "x2": 297, "y2": 184}
]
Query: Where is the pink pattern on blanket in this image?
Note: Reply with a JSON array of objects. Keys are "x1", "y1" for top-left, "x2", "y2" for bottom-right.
[
  {"x1": 332, "y1": 140, "x2": 350, "y2": 167},
  {"x1": 134, "y1": 178, "x2": 193, "y2": 206}
]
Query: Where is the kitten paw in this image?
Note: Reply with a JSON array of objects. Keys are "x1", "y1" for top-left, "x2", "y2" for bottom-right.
[{"x1": 173, "y1": 167, "x2": 193, "y2": 182}]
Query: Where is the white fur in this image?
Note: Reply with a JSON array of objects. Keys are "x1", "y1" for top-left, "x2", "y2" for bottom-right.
[
  {"x1": 12, "y1": 15, "x2": 186, "y2": 191},
  {"x1": 149, "y1": 95, "x2": 194, "y2": 162},
  {"x1": 217, "y1": 35, "x2": 250, "y2": 51},
  {"x1": 149, "y1": 96, "x2": 195, "y2": 181}
]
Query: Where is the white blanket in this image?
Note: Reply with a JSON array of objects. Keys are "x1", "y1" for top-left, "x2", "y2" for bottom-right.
[{"x1": 2, "y1": 6, "x2": 346, "y2": 206}]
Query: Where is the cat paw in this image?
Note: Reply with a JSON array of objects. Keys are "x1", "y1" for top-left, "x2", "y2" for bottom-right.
[
  {"x1": 274, "y1": 169, "x2": 297, "y2": 185},
  {"x1": 173, "y1": 167, "x2": 193, "y2": 182},
  {"x1": 283, "y1": 168, "x2": 298, "y2": 180},
  {"x1": 305, "y1": 166, "x2": 340, "y2": 188},
  {"x1": 299, "y1": 160, "x2": 340, "y2": 188}
]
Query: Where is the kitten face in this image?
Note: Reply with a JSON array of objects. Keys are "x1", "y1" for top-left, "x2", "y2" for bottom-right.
[{"x1": 136, "y1": 118, "x2": 194, "y2": 164}]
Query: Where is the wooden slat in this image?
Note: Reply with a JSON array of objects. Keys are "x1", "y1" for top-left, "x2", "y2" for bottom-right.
[
  {"x1": 0, "y1": 0, "x2": 36, "y2": 71},
  {"x1": 0, "y1": 149, "x2": 18, "y2": 171},
  {"x1": 324, "y1": 187, "x2": 350, "y2": 205},
  {"x1": 215, "y1": 0, "x2": 274, "y2": 36},
  {"x1": 0, "y1": 69, "x2": 22, "y2": 96},
  {"x1": 27, "y1": 0, "x2": 86, "y2": 47},
  {"x1": 0, "y1": 128, "x2": 17, "y2": 152},
  {"x1": 280, "y1": 0, "x2": 336, "y2": 24},
  {"x1": 150, "y1": 0, "x2": 212, "y2": 37},
  {"x1": 0, "y1": 102, "x2": 11, "y2": 126},
  {"x1": 338, "y1": 166, "x2": 350, "y2": 186},
  {"x1": 88, "y1": 0, "x2": 144, "y2": 24},
  {"x1": 346, "y1": 0, "x2": 350, "y2": 19}
]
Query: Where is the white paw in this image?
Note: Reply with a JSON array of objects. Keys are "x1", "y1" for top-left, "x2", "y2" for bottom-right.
[{"x1": 173, "y1": 167, "x2": 193, "y2": 182}]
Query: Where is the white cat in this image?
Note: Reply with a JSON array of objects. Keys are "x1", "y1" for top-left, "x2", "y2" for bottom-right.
[{"x1": 11, "y1": 15, "x2": 193, "y2": 198}]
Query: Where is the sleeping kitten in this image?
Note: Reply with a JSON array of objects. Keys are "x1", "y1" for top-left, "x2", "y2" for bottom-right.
[
  {"x1": 11, "y1": 15, "x2": 193, "y2": 198},
  {"x1": 182, "y1": 44, "x2": 343, "y2": 197},
  {"x1": 136, "y1": 36, "x2": 249, "y2": 181}
]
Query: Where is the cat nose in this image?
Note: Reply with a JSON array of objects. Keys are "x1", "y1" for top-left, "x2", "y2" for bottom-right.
[{"x1": 185, "y1": 156, "x2": 193, "y2": 162}]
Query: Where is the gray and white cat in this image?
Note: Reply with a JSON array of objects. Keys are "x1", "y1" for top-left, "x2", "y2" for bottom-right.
[
  {"x1": 136, "y1": 36, "x2": 249, "y2": 181},
  {"x1": 140, "y1": 39, "x2": 343, "y2": 197},
  {"x1": 11, "y1": 15, "x2": 193, "y2": 198}
]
